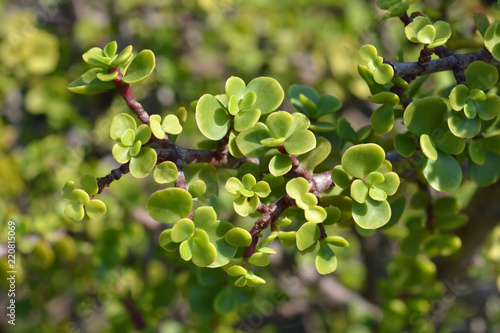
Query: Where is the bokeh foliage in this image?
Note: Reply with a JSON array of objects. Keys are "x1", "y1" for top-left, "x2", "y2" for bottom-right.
[{"x1": 1, "y1": 1, "x2": 500, "y2": 333}]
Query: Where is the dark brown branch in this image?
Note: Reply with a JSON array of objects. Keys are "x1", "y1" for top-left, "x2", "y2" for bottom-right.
[
  {"x1": 387, "y1": 48, "x2": 500, "y2": 78},
  {"x1": 96, "y1": 163, "x2": 130, "y2": 194}
]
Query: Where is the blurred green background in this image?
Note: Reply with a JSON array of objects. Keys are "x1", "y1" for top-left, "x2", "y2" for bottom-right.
[{"x1": 1, "y1": 0, "x2": 500, "y2": 332}]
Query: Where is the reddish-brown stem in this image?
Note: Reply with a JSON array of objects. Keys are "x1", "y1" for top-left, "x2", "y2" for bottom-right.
[
  {"x1": 110, "y1": 67, "x2": 150, "y2": 125},
  {"x1": 96, "y1": 163, "x2": 130, "y2": 195},
  {"x1": 318, "y1": 223, "x2": 327, "y2": 241}
]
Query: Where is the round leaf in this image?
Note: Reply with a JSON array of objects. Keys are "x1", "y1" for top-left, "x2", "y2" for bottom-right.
[
  {"x1": 171, "y1": 218, "x2": 195, "y2": 243},
  {"x1": 296, "y1": 222, "x2": 320, "y2": 251},
  {"x1": 195, "y1": 94, "x2": 230, "y2": 140},
  {"x1": 420, "y1": 134, "x2": 438, "y2": 161},
  {"x1": 469, "y1": 140, "x2": 485, "y2": 165},
  {"x1": 62, "y1": 181, "x2": 77, "y2": 201},
  {"x1": 64, "y1": 203, "x2": 84, "y2": 222},
  {"x1": 154, "y1": 161, "x2": 178, "y2": 184},
  {"x1": 371, "y1": 104, "x2": 394, "y2": 134},
  {"x1": 146, "y1": 188, "x2": 193, "y2": 223},
  {"x1": 470, "y1": 151, "x2": 500, "y2": 186},
  {"x1": 404, "y1": 97, "x2": 447, "y2": 135},
  {"x1": 269, "y1": 155, "x2": 292, "y2": 177},
  {"x1": 422, "y1": 152, "x2": 462, "y2": 191},
  {"x1": 266, "y1": 111, "x2": 292, "y2": 139},
  {"x1": 286, "y1": 177, "x2": 310, "y2": 200},
  {"x1": 72, "y1": 189, "x2": 89, "y2": 205},
  {"x1": 80, "y1": 175, "x2": 100, "y2": 196},
  {"x1": 162, "y1": 114, "x2": 183, "y2": 135},
  {"x1": 110, "y1": 113, "x2": 136, "y2": 141},
  {"x1": 214, "y1": 287, "x2": 237, "y2": 314},
  {"x1": 193, "y1": 206, "x2": 217, "y2": 228},
  {"x1": 476, "y1": 95, "x2": 500, "y2": 120},
  {"x1": 465, "y1": 61, "x2": 498, "y2": 91},
  {"x1": 233, "y1": 109, "x2": 261, "y2": 132},
  {"x1": 248, "y1": 252, "x2": 270, "y2": 267},
  {"x1": 341, "y1": 143, "x2": 386, "y2": 179},
  {"x1": 315, "y1": 243, "x2": 337, "y2": 275},
  {"x1": 305, "y1": 206, "x2": 327, "y2": 223},
  {"x1": 352, "y1": 197, "x2": 391, "y2": 229},
  {"x1": 449, "y1": 84, "x2": 469, "y2": 111},
  {"x1": 246, "y1": 77, "x2": 284, "y2": 114},
  {"x1": 484, "y1": 22, "x2": 500, "y2": 61},
  {"x1": 122, "y1": 49, "x2": 156, "y2": 84},
  {"x1": 323, "y1": 236, "x2": 349, "y2": 247},
  {"x1": 225, "y1": 76, "x2": 246, "y2": 100},
  {"x1": 130, "y1": 147, "x2": 157, "y2": 178},
  {"x1": 331, "y1": 165, "x2": 353, "y2": 189},
  {"x1": 85, "y1": 199, "x2": 106, "y2": 219},
  {"x1": 235, "y1": 122, "x2": 272, "y2": 157},
  {"x1": 159, "y1": 229, "x2": 180, "y2": 252},
  {"x1": 224, "y1": 227, "x2": 252, "y2": 247},
  {"x1": 284, "y1": 130, "x2": 317, "y2": 155},
  {"x1": 448, "y1": 111, "x2": 481, "y2": 138},
  {"x1": 233, "y1": 195, "x2": 259, "y2": 217},
  {"x1": 394, "y1": 133, "x2": 417, "y2": 157}
]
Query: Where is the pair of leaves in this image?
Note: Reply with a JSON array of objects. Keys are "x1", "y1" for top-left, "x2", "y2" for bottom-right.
[
  {"x1": 236, "y1": 111, "x2": 316, "y2": 158},
  {"x1": 61, "y1": 176, "x2": 106, "y2": 221},
  {"x1": 225, "y1": 174, "x2": 271, "y2": 217},
  {"x1": 110, "y1": 113, "x2": 157, "y2": 178},
  {"x1": 333, "y1": 144, "x2": 400, "y2": 229},
  {"x1": 370, "y1": 92, "x2": 400, "y2": 134},
  {"x1": 359, "y1": 44, "x2": 394, "y2": 85},
  {"x1": 286, "y1": 177, "x2": 327, "y2": 223},
  {"x1": 288, "y1": 85, "x2": 341, "y2": 132},
  {"x1": 405, "y1": 16, "x2": 452, "y2": 48},
  {"x1": 195, "y1": 76, "x2": 284, "y2": 141}
]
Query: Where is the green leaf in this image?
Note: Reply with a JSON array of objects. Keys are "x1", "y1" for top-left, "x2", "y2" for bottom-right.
[
  {"x1": 214, "y1": 287, "x2": 237, "y2": 314},
  {"x1": 179, "y1": 240, "x2": 193, "y2": 261},
  {"x1": 224, "y1": 227, "x2": 252, "y2": 247},
  {"x1": 85, "y1": 199, "x2": 106, "y2": 219},
  {"x1": 371, "y1": 104, "x2": 394, "y2": 134},
  {"x1": 267, "y1": 111, "x2": 292, "y2": 139},
  {"x1": 122, "y1": 50, "x2": 156, "y2": 84},
  {"x1": 417, "y1": 24, "x2": 436, "y2": 44},
  {"x1": 286, "y1": 177, "x2": 310, "y2": 200},
  {"x1": 225, "y1": 177, "x2": 244, "y2": 195},
  {"x1": 284, "y1": 130, "x2": 316, "y2": 155},
  {"x1": 484, "y1": 22, "x2": 500, "y2": 61},
  {"x1": 370, "y1": 92, "x2": 400, "y2": 106},
  {"x1": 297, "y1": 136, "x2": 332, "y2": 172},
  {"x1": 64, "y1": 202, "x2": 85, "y2": 221},
  {"x1": 315, "y1": 242, "x2": 337, "y2": 275},
  {"x1": 153, "y1": 161, "x2": 178, "y2": 184},
  {"x1": 337, "y1": 117, "x2": 358, "y2": 142},
  {"x1": 233, "y1": 195, "x2": 259, "y2": 217},
  {"x1": 483, "y1": 135, "x2": 500, "y2": 154},
  {"x1": 82, "y1": 47, "x2": 107, "y2": 68},
  {"x1": 422, "y1": 152, "x2": 462, "y2": 191},
  {"x1": 188, "y1": 180, "x2": 207, "y2": 198},
  {"x1": 158, "y1": 229, "x2": 180, "y2": 252},
  {"x1": 278, "y1": 231, "x2": 296, "y2": 247},
  {"x1": 196, "y1": 94, "x2": 230, "y2": 141},
  {"x1": 331, "y1": 165, "x2": 353, "y2": 189},
  {"x1": 288, "y1": 85, "x2": 320, "y2": 116},
  {"x1": 351, "y1": 179, "x2": 369, "y2": 203},
  {"x1": 72, "y1": 189, "x2": 89, "y2": 205},
  {"x1": 476, "y1": 95, "x2": 500, "y2": 120},
  {"x1": 323, "y1": 236, "x2": 349, "y2": 247},
  {"x1": 382, "y1": 2, "x2": 409, "y2": 19},
  {"x1": 171, "y1": 218, "x2": 195, "y2": 242},
  {"x1": 424, "y1": 234, "x2": 461, "y2": 257},
  {"x1": 420, "y1": 134, "x2": 438, "y2": 161},
  {"x1": 233, "y1": 108, "x2": 260, "y2": 132},
  {"x1": 323, "y1": 207, "x2": 341, "y2": 225},
  {"x1": 135, "y1": 124, "x2": 151, "y2": 144},
  {"x1": 404, "y1": 97, "x2": 447, "y2": 135},
  {"x1": 240, "y1": 91, "x2": 257, "y2": 110},
  {"x1": 225, "y1": 76, "x2": 246, "y2": 100},
  {"x1": 162, "y1": 114, "x2": 183, "y2": 135},
  {"x1": 193, "y1": 206, "x2": 217, "y2": 228},
  {"x1": 469, "y1": 140, "x2": 485, "y2": 165},
  {"x1": 434, "y1": 131, "x2": 465, "y2": 155},
  {"x1": 296, "y1": 221, "x2": 320, "y2": 251},
  {"x1": 473, "y1": 13, "x2": 490, "y2": 37},
  {"x1": 316, "y1": 95, "x2": 342, "y2": 118},
  {"x1": 352, "y1": 197, "x2": 391, "y2": 229},
  {"x1": 252, "y1": 181, "x2": 271, "y2": 198},
  {"x1": 62, "y1": 181, "x2": 77, "y2": 201},
  {"x1": 246, "y1": 77, "x2": 284, "y2": 114},
  {"x1": 369, "y1": 187, "x2": 388, "y2": 201},
  {"x1": 204, "y1": 220, "x2": 238, "y2": 268},
  {"x1": 299, "y1": 94, "x2": 319, "y2": 118},
  {"x1": 377, "y1": 172, "x2": 400, "y2": 196},
  {"x1": 248, "y1": 252, "x2": 270, "y2": 267},
  {"x1": 191, "y1": 232, "x2": 218, "y2": 267},
  {"x1": 236, "y1": 122, "x2": 272, "y2": 158},
  {"x1": 111, "y1": 45, "x2": 133, "y2": 67},
  {"x1": 68, "y1": 68, "x2": 115, "y2": 94},
  {"x1": 470, "y1": 151, "x2": 500, "y2": 186},
  {"x1": 96, "y1": 71, "x2": 118, "y2": 82},
  {"x1": 120, "y1": 128, "x2": 136, "y2": 146},
  {"x1": 227, "y1": 265, "x2": 247, "y2": 276},
  {"x1": 146, "y1": 188, "x2": 193, "y2": 223},
  {"x1": 129, "y1": 147, "x2": 157, "y2": 178},
  {"x1": 373, "y1": 63, "x2": 394, "y2": 85},
  {"x1": 269, "y1": 155, "x2": 292, "y2": 177},
  {"x1": 305, "y1": 206, "x2": 327, "y2": 223},
  {"x1": 447, "y1": 111, "x2": 481, "y2": 138},
  {"x1": 110, "y1": 113, "x2": 136, "y2": 141},
  {"x1": 465, "y1": 61, "x2": 498, "y2": 91},
  {"x1": 341, "y1": 143, "x2": 386, "y2": 179},
  {"x1": 184, "y1": 163, "x2": 218, "y2": 199},
  {"x1": 449, "y1": 84, "x2": 469, "y2": 111},
  {"x1": 103, "y1": 41, "x2": 117, "y2": 57},
  {"x1": 359, "y1": 44, "x2": 378, "y2": 62},
  {"x1": 112, "y1": 143, "x2": 130, "y2": 163}
]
